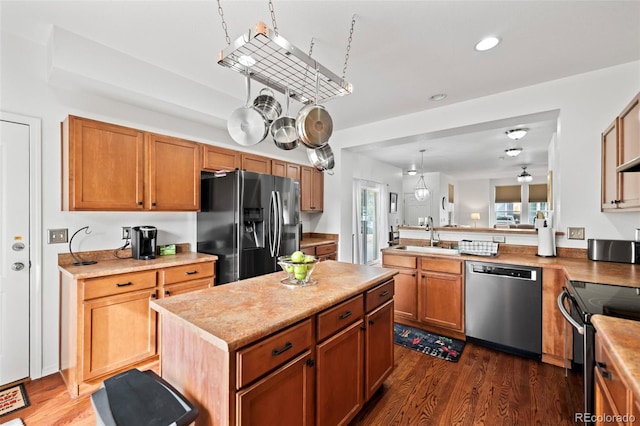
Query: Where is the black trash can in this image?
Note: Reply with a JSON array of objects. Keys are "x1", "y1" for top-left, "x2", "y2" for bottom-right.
[{"x1": 91, "y1": 369, "x2": 198, "y2": 426}]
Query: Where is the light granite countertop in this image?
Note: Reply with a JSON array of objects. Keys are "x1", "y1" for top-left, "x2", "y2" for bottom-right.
[
  {"x1": 150, "y1": 260, "x2": 396, "y2": 352},
  {"x1": 58, "y1": 252, "x2": 218, "y2": 279},
  {"x1": 591, "y1": 315, "x2": 640, "y2": 402}
]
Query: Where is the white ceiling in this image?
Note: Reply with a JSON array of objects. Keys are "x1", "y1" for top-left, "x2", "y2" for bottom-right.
[{"x1": 2, "y1": 1, "x2": 639, "y2": 179}]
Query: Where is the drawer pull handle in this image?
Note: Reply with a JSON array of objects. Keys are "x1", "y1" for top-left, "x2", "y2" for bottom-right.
[
  {"x1": 596, "y1": 362, "x2": 612, "y2": 379},
  {"x1": 185, "y1": 270, "x2": 198, "y2": 275},
  {"x1": 369, "y1": 319, "x2": 375, "y2": 325},
  {"x1": 338, "y1": 310, "x2": 352, "y2": 320},
  {"x1": 379, "y1": 290, "x2": 389, "y2": 297},
  {"x1": 165, "y1": 290, "x2": 171, "y2": 296},
  {"x1": 272, "y1": 342, "x2": 292, "y2": 357},
  {"x1": 150, "y1": 293, "x2": 157, "y2": 299},
  {"x1": 306, "y1": 359, "x2": 315, "y2": 367},
  {"x1": 116, "y1": 282, "x2": 133, "y2": 287}
]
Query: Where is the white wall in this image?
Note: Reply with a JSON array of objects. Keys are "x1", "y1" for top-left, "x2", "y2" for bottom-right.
[{"x1": 456, "y1": 179, "x2": 492, "y2": 228}]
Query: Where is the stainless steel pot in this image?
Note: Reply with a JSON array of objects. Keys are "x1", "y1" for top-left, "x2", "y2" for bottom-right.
[
  {"x1": 270, "y1": 88, "x2": 299, "y2": 150},
  {"x1": 228, "y1": 72, "x2": 269, "y2": 146},
  {"x1": 307, "y1": 144, "x2": 335, "y2": 172},
  {"x1": 253, "y1": 88, "x2": 282, "y2": 123},
  {"x1": 296, "y1": 70, "x2": 332, "y2": 148}
]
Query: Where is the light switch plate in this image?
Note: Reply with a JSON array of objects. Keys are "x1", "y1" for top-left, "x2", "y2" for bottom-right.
[
  {"x1": 48, "y1": 228, "x2": 68, "y2": 244},
  {"x1": 493, "y1": 236, "x2": 506, "y2": 243},
  {"x1": 567, "y1": 227, "x2": 585, "y2": 240}
]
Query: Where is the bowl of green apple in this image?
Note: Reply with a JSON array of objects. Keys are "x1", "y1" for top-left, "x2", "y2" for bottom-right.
[{"x1": 278, "y1": 251, "x2": 319, "y2": 286}]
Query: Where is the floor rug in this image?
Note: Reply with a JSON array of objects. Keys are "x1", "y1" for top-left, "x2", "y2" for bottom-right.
[
  {"x1": 393, "y1": 323, "x2": 465, "y2": 362},
  {"x1": 0, "y1": 384, "x2": 30, "y2": 417}
]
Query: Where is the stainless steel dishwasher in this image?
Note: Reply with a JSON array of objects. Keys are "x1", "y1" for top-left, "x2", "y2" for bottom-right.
[{"x1": 465, "y1": 261, "x2": 542, "y2": 360}]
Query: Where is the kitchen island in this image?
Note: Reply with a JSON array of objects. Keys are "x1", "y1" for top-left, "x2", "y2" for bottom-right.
[{"x1": 150, "y1": 260, "x2": 397, "y2": 426}]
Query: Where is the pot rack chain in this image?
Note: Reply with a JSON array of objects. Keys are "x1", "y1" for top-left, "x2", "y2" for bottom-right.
[
  {"x1": 216, "y1": 0, "x2": 231, "y2": 45},
  {"x1": 268, "y1": 0, "x2": 279, "y2": 36},
  {"x1": 342, "y1": 15, "x2": 356, "y2": 81}
]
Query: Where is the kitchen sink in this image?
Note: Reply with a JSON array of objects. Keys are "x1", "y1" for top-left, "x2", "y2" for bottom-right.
[{"x1": 391, "y1": 245, "x2": 460, "y2": 255}]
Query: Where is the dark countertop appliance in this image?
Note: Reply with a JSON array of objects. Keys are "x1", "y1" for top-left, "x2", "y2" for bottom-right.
[
  {"x1": 197, "y1": 170, "x2": 300, "y2": 284},
  {"x1": 131, "y1": 226, "x2": 157, "y2": 260},
  {"x1": 558, "y1": 239, "x2": 640, "y2": 424}
]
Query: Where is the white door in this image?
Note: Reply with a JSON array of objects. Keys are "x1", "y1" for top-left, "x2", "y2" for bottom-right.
[{"x1": 0, "y1": 120, "x2": 30, "y2": 385}]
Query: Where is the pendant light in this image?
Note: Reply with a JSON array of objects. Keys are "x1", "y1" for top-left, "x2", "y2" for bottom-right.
[
  {"x1": 517, "y1": 166, "x2": 533, "y2": 183},
  {"x1": 414, "y1": 149, "x2": 430, "y2": 201}
]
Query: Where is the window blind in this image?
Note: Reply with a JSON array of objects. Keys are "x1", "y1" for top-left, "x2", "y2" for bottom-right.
[
  {"x1": 495, "y1": 185, "x2": 522, "y2": 203},
  {"x1": 529, "y1": 184, "x2": 548, "y2": 203}
]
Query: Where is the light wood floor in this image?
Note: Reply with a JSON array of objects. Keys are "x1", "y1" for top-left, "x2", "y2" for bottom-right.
[{"x1": 2, "y1": 343, "x2": 581, "y2": 425}]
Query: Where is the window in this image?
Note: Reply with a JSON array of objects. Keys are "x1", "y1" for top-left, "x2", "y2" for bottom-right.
[
  {"x1": 494, "y1": 183, "x2": 548, "y2": 225},
  {"x1": 359, "y1": 187, "x2": 379, "y2": 264}
]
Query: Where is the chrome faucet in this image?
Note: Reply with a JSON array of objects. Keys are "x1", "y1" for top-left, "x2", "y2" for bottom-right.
[{"x1": 426, "y1": 216, "x2": 437, "y2": 247}]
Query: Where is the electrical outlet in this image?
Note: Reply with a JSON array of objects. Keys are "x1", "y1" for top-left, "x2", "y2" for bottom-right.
[
  {"x1": 568, "y1": 227, "x2": 585, "y2": 240},
  {"x1": 48, "y1": 228, "x2": 68, "y2": 244},
  {"x1": 122, "y1": 227, "x2": 132, "y2": 240}
]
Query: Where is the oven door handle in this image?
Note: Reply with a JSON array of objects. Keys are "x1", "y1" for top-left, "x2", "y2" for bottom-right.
[{"x1": 557, "y1": 290, "x2": 584, "y2": 335}]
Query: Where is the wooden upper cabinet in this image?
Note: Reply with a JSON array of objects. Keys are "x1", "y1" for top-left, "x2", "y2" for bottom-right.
[
  {"x1": 146, "y1": 133, "x2": 200, "y2": 211},
  {"x1": 62, "y1": 115, "x2": 145, "y2": 210},
  {"x1": 202, "y1": 144, "x2": 240, "y2": 172},
  {"x1": 301, "y1": 166, "x2": 324, "y2": 212},
  {"x1": 62, "y1": 116, "x2": 200, "y2": 211},
  {"x1": 601, "y1": 93, "x2": 640, "y2": 211},
  {"x1": 286, "y1": 163, "x2": 301, "y2": 181},
  {"x1": 242, "y1": 153, "x2": 272, "y2": 174},
  {"x1": 272, "y1": 159, "x2": 287, "y2": 177}
]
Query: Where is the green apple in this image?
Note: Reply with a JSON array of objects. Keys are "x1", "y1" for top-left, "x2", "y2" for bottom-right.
[
  {"x1": 290, "y1": 251, "x2": 305, "y2": 263},
  {"x1": 284, "y1": 265, "x2": 294, "y2": 274},
  {"x1": 294, "y1": 265, "x2": 307, "y2": 280},
  {"x1": 303, "y1": 256, "x2": 315, "y2": 263}
]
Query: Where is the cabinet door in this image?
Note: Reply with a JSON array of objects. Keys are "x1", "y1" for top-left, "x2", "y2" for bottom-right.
[
  {"x1": 271, "y1": 159, "x2": 287, "y2": 177},
  {"x1": 594, "y1": 368, "x2": 622, "y2": 426},
  {"x1": 63, "y1": 116, "x2": 145, "y2": 210},
  {"x1": 147, "y1": 134, "x2": 200, "y2": 211},
  {"x1": 301, "y1": 166, "x2": 324, "y2": 212},
  {"x1": 286, "y1": 163, "x2": 301, "y2": 181},
  {"x1": 202, "y1": 144, "x2": 240, "y2": 171},
  {"x1": 419, "y1": 271, "x2": 463, "y2": 331},
  {"x1": 242, "y1": 153, "x2": 272, "y2": 174},
  {"x1": 602, "y1": 119, "x2": 620, "y2": 210},
  {"x1": 542, "y1": 269, "x2": 571, "y2": 367},
  {"x1": 619, "y1": 95, "x2": 640, "y2": 208},
  {"x1": 365, "y1": 300, "x2": 394, "y2": 400},
  {"x1": 394, "y1": 269, "x2": 418, "y2": 320},
  {"x1": 317, "y1": 320, "x2": 364, "y2": 426},
  {"x1": 162, "y1": 278, "x2": 212, "y2": 298},
  {"x1": 236, "y1": 351, "x2": 314, "y2": 426},
  {"x1": 82, "y1": 289, "x2": 157, "y2": 380}
]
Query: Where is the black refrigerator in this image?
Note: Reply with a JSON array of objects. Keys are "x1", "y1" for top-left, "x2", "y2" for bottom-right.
[{"x1": 197, "y1": 170, "x2": 301, "y2": 284}]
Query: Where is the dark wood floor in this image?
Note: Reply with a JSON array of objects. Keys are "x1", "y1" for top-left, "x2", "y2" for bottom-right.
[{"x1": 2, "y1": 343, "x2": 582, "y2": 425}]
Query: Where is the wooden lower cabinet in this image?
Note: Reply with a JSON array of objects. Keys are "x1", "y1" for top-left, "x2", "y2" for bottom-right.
[
  {"x1": 82, "y1": 288, "x2": 158, "y2": 381},
  {"x1": 59, "y1": 259, "x2": 215, "y2": 397},
  {"x1": 542, "y1": 268, "x2": 571, "y2": 367},
  {"x1": 419, "y1": 271, "x2": 463, "y2": 331},
  {"x1": 236, "y1": 351, "x2": 314, "y2": 426},
  {"x1": 364, "y1": 300, "x2": 394, "y2": 400},
  {"x1": 317, "y1": 320, "x2": 365, "y2": 426},
  {"x1": 392, "y1": 269, "x2": 418, "y2": 320},
  {"x1": 301, "y1": 241, "x2": 338, "y2": 261}
]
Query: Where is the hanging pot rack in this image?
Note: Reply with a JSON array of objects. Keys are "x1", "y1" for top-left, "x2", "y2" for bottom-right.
[{"x1": 217, "y1": 22, "x2": 353, "y2": 105}]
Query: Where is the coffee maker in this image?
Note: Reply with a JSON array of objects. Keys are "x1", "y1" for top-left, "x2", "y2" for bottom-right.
[{"x1": 131, "y1": 226, "x2": 157, "y2": 260}]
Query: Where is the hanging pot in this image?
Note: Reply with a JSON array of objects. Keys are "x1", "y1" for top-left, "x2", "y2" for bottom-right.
[
  {"x1": 307, "y1": 144, "x2": 335, "y2": 172},
  {"x1": 253, "y1": 88, "x2": 282, "y2": 123},
  {"x1": 296, "y1": 69, "x2": 333, "y2": 148},
  {"x1": 227, "y1": 71, "x2": 269, "y2": 146},
  {"x1": 270, "y1": 88, "x2": 299, "y2": 150}
]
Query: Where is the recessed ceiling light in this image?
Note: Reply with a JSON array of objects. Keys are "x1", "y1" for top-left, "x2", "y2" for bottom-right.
[
  {"x1": 474, "y1": 36, "x2": 501, "y2": 52},
  {"x1": 429, "y1": 93, "x2": 447, "y2": 101},
  {"x1": 505, "y1": 147, "x2": 523, "y2": 157},
  {"x1": 506, "y1": 128, "x2": 529, "y2": 140}
]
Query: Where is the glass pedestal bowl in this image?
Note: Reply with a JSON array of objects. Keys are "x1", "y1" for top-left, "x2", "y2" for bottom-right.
[{"x1": 277, "y1": 255, "x2": 319, "y2": 287}]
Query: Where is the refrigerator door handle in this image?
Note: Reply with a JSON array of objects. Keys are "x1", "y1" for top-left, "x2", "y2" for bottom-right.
[
  {"x1": 275, "y1": 191, "x2": 283, "y2": 257},
  {"x1": 269, "y1": 191, "x2": 277, "y2": 257}
]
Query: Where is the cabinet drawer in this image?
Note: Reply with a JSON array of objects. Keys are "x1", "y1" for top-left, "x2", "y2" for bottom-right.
[
  {"x1": 301, "y1": 247, "x2": 316, "y2": 256},
  {"x1": 83, "y1": 270, "x2": 157, "y2": 300},
  {"x1": 162, "y1": 277, "x2": 212, "y2": 297},
  {"x1": 317, "y1": 295, "x2": 364, "y2": 342},
  {"x1": 236, "y1": 319, "x2": 313, "y2": 389},
  {"x1": 595, "y1": 337, "x2": 627, "y2": 415},
  {"x1": 365, "y1": 280, "x2": 394, "y2": 312},
  {"x1": 162, "y1": 262, "x2": 214, "y2": 285},
  {"x1": 316, "y1": 242, "x2": 337, "y2": 256},
  {"x1": 420, "y1": 257, "x2": 462, "y2": 274},
  {"x1": 383, "y1": 254, "x2": 416, "y2": 269}
]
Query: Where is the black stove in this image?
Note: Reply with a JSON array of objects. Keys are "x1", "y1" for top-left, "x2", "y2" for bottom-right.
[
  {"x1": 569, "y1": 281, "x2": 640, "y2": 322},
  {"x1": 559, "y1": 281, "x2": 640, "y2": 425}
]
